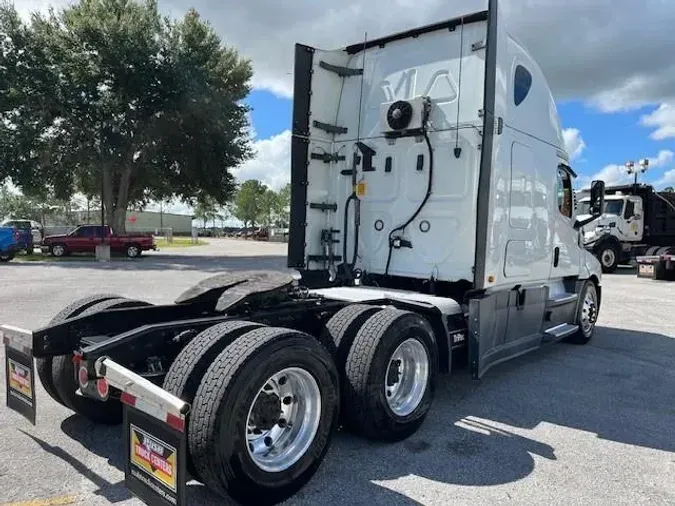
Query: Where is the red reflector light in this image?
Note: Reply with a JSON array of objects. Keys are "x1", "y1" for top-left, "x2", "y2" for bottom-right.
[
  {"x1": 120, "y1": 392, "x2": 136, "y2": 407},
  {"x1": 96, "y1": 378, "x2": 109, "y2": 399},
  {"x1": 78, "y1": 366, "x2": 89, "y2": 388},
  {"x1": 166, "y1": 413, "x2": 185, "y2": 433}
]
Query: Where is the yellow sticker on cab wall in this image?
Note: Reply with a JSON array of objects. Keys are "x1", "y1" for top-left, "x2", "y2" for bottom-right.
[
  {"x1": 355, "y1": 181, "x2": 367, "y2": 197},
  {"x1": 130, "y1": 424, "x2": 178, "y2": 492}
]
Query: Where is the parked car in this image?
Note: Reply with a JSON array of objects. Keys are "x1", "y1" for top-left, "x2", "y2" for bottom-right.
[
  {"x1": 0, "y1": 219, "x2": 36, "y2": 254},
  {"x1": 0, "y1": 226, "x2": 17, "y2": 262},
  {"x1": 42, "y1": 225, "x2": 157, "y2": 258},
  {"x1": 1, "y1": 219, "x2": 43, "y2": 247}
]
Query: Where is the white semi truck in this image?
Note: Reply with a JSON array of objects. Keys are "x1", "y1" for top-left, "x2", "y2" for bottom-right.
[
  {"x1": 1, "y1": 1, "x2": 606, "y2": 505},
  {"x1": 578, "y1": 183, "x2": 675, "y2": 273}
]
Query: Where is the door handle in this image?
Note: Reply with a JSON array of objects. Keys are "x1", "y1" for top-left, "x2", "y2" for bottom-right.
[{"x1": 553, "y1": 247, "x2": 560, "y2": 267}]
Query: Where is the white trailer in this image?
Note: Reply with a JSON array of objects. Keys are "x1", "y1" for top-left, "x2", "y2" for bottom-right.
[{"x1": 1, "y1": 1, "x2": 606, "y2": 505}]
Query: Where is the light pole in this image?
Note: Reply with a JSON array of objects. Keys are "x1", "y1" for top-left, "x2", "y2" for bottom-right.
[{"x1": 625, "y1": 158, "x2": 649, "y2": 186}]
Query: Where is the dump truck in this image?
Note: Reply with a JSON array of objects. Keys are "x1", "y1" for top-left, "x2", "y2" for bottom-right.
[
  {"x1": 577, "y1": 183, "x2": 675, "y2": 273},
  {"x1": 1, "y1": 1, "x2": 606, "y2": 505}
]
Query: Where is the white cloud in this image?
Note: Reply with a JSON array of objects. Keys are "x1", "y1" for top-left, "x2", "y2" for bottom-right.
[
  {"x1": 585, "y1": 150, "x2": 675, "y2": 188},
  {"x1": 13, "y1": 0, "x2": 675, "y2": 110},
  {"x1": 656, "y1": 169, "x2": 675, "y2": 187},
  {"x1": 640, "y1": 103, "x2": 675, "y2": 140},
  {"x1": 234, "y1": 130, "x2": 291, "y2": 190},
  {"x1": 562, "y1": 128, "x2": 586, "y2": 161},
  {"x1": 648, "y1": 149, "x2": 675, "y2": 169}
]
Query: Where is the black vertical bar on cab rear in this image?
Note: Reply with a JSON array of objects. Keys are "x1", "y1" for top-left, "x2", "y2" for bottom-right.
[
  {"x1": 287, "y1": 43, "x2": 314, "y2": 270},
  {"x1": 473, "y1": 0, "x2": 499, "y2": 290}
]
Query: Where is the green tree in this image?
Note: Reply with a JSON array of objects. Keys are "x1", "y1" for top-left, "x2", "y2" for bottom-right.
[
  {"x1": 0, "y1": 0, "x2": 253, "y2": 233},
  {"x1": 665, "y1": 186, "x2": 674, "y2": 192},
  {"x1": 233, "y1": 179, "x2": 267, "y2": 228},
  {"x1": 274, "y1": 183, "x2": 291, "y2": 227},
  {"x1": 259, "y1": 188, "x2": 278, "y2": 227},
  {"x1": 193, "y1": 196, "x2": 224, "y2": 229}
]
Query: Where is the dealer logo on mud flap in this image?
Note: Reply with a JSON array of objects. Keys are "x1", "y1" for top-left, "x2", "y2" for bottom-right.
[
  {"x1": 8, "y1": 358, "x2": 32, "y2": 400},
  {"x1": 130, "y1": 424, "x2": 177, "y2": 493}
]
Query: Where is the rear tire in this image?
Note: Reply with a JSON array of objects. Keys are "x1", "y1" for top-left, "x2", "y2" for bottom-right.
[
  {"x1": 51, "y1": 297, "x2": 151, "y2": 425},
  {"x1": 50, "y1": 243, "x2": 67, "y2": 257},
  {"x1": 320, "y1": 304, "x2": 383, "y2": 423},
  {"x1": 342, "y1": 308, "x2": 438, "y2": 442},
  {"x1": 126, "y1": 243, "x2": 141, "y2": 258},
  {"x1": 564, "y1": 280, "x2": 598, "y2": 345},
  {"x1": 188, "y1": 326, "x2": 339, "y2": 506},
  {"x1": 36, "y1": 293, "x2": 120, "y2": 407},
  {"x1": 163, "y1": 319, "x2": 264, "y2": 480}
]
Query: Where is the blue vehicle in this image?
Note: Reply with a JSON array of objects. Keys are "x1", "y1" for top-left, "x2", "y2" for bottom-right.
[
  {"x1": 0, "y1": 219, "x2": 35, "y2": 254},
  {"x1": 0, "y1": 226, "x2": 17, "y2": 262}
]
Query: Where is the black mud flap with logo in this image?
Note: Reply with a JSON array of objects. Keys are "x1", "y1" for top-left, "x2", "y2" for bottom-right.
[
  {"x1": 124, "y1": 405, "x2": 186, "y2": 506},
  {"x1": 4, "y1": 344, "x2": 36, "y2": 425}
]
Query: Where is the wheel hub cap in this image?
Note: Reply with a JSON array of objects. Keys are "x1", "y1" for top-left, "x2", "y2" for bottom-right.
[
  {"x1": 602, "y1": 249, "x2": 615, "y2": 266},
  {"x1": 384, "y1": 338, "x2": 429, "y2": 417},
  {"x1": 246, "y1": 367, "x2": 321, "y2": 473},
  {"x1": 580, "y1": 287, "x2": 597, "y2": 334}
]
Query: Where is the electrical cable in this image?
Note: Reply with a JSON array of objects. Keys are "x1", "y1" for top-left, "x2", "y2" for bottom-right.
[
  {"x1": 342, "y1": 32, "x2": 367, "y2": 283},
  {"x1": 384, "y1": 124, "x2": 434, "y2": 276}
]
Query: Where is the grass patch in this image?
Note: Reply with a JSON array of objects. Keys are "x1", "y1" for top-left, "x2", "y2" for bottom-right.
[{"x1": 155, "y1": 237, "x2": 208, "y2": 248}]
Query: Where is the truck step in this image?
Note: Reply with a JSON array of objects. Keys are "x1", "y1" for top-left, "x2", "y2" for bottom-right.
[{"x1": 543, "y1": 323, "x2": 579, "y2": 341}]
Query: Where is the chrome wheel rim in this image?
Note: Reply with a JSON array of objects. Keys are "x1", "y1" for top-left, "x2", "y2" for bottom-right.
[
  {"x1": 385, "y1": 338, "x2": 429, "y2": 417},
  {"x1": 580, "y1": 285, "x2": 598, "y2": 335},
  {"x1": 128, "y1": 246, "x2": 139, "y2": 257},
  {"x1": 601, "y1": 249, "x2": 615, "y2": 267},
  {"x1": 52, "y1": 245, "x2": 64, "y2": 256},
  {"x1": 246, "y1": 367, "x2": 321, "y2": 473}
]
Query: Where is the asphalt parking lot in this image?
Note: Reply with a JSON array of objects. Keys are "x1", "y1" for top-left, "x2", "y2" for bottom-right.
[{"x1": 1, "y1": 238, "x2": 674, "y2": 506}]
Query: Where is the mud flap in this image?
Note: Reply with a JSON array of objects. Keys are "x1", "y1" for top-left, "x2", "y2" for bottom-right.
[
  {"x1": 4, "y1": 345, "x2": 36, "y2": 425},
  {"x1": 468, "y1": 286, "x2": 547, "y2": 379},
  {"x1": 2, "y1": 327, "x2": 36, "y2": 425},
  {"x1": 124, "y1": 405, "x2": 187, "y2": 506}
]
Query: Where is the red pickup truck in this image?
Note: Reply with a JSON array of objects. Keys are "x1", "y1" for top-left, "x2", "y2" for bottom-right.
[{"x1": 42, "y1": 225, "x2": 157, "y2": 258}]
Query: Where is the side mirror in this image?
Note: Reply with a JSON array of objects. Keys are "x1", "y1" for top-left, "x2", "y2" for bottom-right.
[
  {"x1": 589, "y1": 180, "x2": 605, "y2": 217},
  {"x1": 574, "y1": 180, "x2": 605, "y2": 230}
]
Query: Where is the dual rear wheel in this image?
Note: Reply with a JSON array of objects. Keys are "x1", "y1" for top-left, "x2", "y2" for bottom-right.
[
  {"x1": 38, "y1": 296, "x2": 437, "y2": 506},
  {"x1": 163, "y1": 305, "x2": 437, "y2": 505}
]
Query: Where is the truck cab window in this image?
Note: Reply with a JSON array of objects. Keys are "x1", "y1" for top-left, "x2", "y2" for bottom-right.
[
  {"x1": 624, "y1": 200, "x2": 635, "y2": 219},
  {"x1": 514, "y1": 65, "x2": 532, "y2": 106},
  {"x1": 557, "y1": 169, "x2": 573, "y2": 218}
]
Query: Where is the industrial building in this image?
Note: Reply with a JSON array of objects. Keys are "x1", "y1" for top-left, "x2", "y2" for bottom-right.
[{"x1": 74, "y1": 209, "x2": 194, "y2": 235}]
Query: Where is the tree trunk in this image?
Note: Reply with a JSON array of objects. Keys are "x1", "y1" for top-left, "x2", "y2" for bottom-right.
[
  {"x1": 103, "y1": 164, "x2": 115, "y2": 234},
  {"x1": 112, "y1": 208, "x2": 127, "y2": 235},
  {"x1": 112, "y1": 165, "x2": 132, "y2": 235}
]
